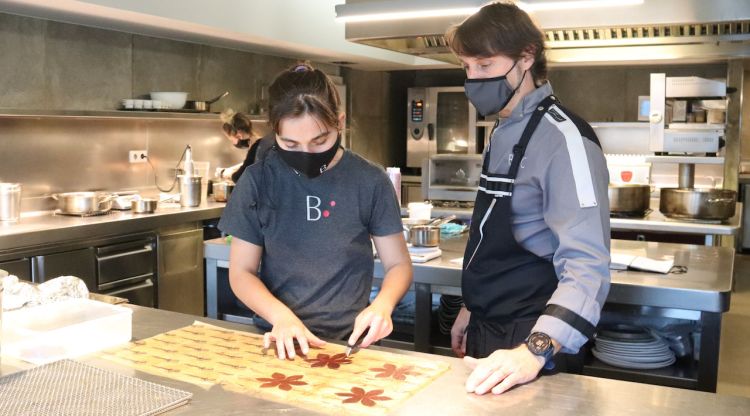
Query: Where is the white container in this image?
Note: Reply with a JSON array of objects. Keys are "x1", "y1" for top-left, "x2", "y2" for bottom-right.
[
  {"x1": 0, "y1": 183, "x2": 22, "y2": 222},
  {"x1": 408, "y1": 202, "x2": 432, "y2": 220},
  {"x1": 150, "y1": 92, "x2": 188, "y2": 110},
  {"x1": 193, "y1": 161, "x2": 210, "y2": 203},
  {"x1": 386, "y1": 167, "x2": 402, "y2": 204},
  {"x1": 0, "y1": 298, "x2": 132, "y2": 365}
]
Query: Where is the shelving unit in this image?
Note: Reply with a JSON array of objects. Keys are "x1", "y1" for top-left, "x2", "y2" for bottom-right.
[
  {"x1": 583, "y1": 355, "x2": 700, "y2": 390},
  {"x1": 0, "y1": 108, "x2": 221, "y2": 120},
  {"x1": 645, "y1": 156, "x2": 725, "y2": 165}
]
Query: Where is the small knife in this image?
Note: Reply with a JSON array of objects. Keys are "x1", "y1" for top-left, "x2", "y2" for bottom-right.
[{"x1": 345, "y1": 331, "x2": 368, "y2": 357}]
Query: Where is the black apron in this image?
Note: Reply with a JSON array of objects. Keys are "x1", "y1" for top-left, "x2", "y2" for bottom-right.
[{"x1": 462, "y1": 95, "x2": 559, "y2": 359}]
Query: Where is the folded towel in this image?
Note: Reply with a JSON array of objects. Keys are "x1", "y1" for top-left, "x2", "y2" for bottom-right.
[{"x1": 610, "y1": 253, "x2": 674, "y2": 274}]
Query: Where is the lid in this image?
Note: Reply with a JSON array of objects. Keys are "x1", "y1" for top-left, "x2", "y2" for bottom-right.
[{"x1": 0, "y1": 183, "x2": 21, "y2": 192}]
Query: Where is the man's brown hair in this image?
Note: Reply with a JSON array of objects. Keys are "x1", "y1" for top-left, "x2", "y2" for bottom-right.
[{"x1": 446, "y1": 1, "x2": 548, "y2": 82}]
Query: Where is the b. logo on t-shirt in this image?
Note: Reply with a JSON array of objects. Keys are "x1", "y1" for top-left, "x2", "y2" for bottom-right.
[{"x1": 306, "y1": 196, "x2": 336, "y2": 221}]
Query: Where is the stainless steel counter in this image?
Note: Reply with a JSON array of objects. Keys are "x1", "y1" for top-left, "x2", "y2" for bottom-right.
[
  {"x1": 4, "y1": 305, "x2": 749, "y2": 415},
  {"x1": 206, "y1": 234, "x2": 734, "y2": 313},
  {"x1": 406, "y1": 198, "x2": 742, "y2": 244},
  {"x1": 0, "y1": 202, "x2": 224, "y2": 251},
  {"x1": 375, "y1": 235, "x2": 734, "y2": 313},
  {"x1": 204, "y1": 235, "x2": 734, "y2": 391}
]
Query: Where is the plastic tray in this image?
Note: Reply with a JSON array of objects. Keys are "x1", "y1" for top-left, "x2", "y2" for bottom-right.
[{"x1": 1, "y1": 298, "x2": 132, "y2": 364}]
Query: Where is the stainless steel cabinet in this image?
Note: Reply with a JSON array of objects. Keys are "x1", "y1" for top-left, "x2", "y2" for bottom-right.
[
  {"x1": 0, "y1": 258, "x2": 31, "y2": 281},
  {"x1": 32, "y1": 247, "x2": 96, "y2": 290},
  {"x1": 157, "y1": 223, "x2": 204, "y2": 316}
]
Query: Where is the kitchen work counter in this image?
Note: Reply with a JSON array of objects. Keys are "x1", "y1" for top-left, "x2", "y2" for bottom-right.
[
  {"x1": 3, "y1": 305, "x2": 749, "y2": 415},
  {"x1": 405, "y1": 198, "x2": 742, "y2": 245},
  {"x1": 204, "y1": 235, "x2": 734, "y2": 392},
  {"x1": 0, "y1": 201, "x2": 225, "y2": 251}
]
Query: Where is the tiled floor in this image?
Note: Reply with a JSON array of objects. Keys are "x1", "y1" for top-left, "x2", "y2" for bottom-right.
[{"x1": 717, "y1": 252, "x2": 750, "y2": 398}]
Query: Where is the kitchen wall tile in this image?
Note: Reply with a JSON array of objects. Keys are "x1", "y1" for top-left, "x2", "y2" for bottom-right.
[
  {"x1": 44, "y1": 21, "x2": 132, "y2": 110},
  {"x1": 198, "y1": 46, "x2": 274, "y2": 115},
  {"x1": 132, "y1": 35, "x2": 201, "y2": 101},
  {"x1": 0, "y1": 13, "x2": 46, "y2": 108}
]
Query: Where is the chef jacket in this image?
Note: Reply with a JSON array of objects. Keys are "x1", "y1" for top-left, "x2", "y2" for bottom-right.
[{"x1": 485, "y1": 82, "x2": 611, "y2": 353}]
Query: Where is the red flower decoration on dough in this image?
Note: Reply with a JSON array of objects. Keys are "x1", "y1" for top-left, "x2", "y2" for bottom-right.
[
  {"x1": 335, "y1": 387, "x2": 392, "y2": 407},
  {"x1": 256, "y1": 372, "x2": 307, "y2": 391},
  {"x1": 369, "y1": 363, "x2": 420, "y2": 380},
  {"x1": 305, "y1": 353, "x2": 352, "y2": 369}
]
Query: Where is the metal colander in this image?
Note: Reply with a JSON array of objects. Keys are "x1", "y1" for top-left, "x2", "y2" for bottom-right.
[{"x1": 0, "y1": 360, "x2": 192, "y2": 416}]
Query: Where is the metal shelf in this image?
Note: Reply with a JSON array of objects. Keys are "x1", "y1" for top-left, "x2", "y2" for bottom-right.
[
  {"x1": 583, "y1": 355, "x2": 700, "y2": 390},
  {"x1": 0, "y1": 108, "x2": 267, "y2": 121},
  {"x1": 645, "y1": 156, "x2": 725, "y2": 165}
]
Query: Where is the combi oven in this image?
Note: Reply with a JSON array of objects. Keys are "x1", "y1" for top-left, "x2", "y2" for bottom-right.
[{"x1": 406, "y1": 86, "x2": 478, "y2": 169}]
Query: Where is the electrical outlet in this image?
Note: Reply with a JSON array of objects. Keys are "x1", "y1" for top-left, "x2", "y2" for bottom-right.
[{"x1": 129, "y1": 150, "x2": 148, "y2": 164}]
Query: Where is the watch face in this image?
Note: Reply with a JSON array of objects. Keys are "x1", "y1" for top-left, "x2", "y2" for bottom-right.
[{"x1": 527, "y1": 332, "x2": 551, "y2": 355}]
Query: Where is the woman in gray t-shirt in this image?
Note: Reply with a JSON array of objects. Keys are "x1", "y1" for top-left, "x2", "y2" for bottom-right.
[{"x1": 218, "y1": 63, "x2": 412, "y2": 360}]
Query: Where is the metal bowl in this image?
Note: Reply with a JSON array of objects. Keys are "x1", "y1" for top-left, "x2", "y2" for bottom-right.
[
  {"x1": 608, "y1": 184, "x2": 651, "y2": 214},
  {"x1": 131, "y1": 198, "x2": 158, "y2": 214},
  {"x1": 409, "y1": 225, "x2": 440, "y2": 247},
  {"x1": 213, "y1": 181, "x2": 235, "y2": 202},
  {"x1": 660, "y1": 188, "x2": 737, "y2": 221},
  {"x1": 53, "y1": 191, "x2": 113, "y2": 215}
]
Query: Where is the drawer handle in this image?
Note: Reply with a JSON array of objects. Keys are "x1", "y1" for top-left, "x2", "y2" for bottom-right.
[{"x1": 97, "y1": 246, "x2": 153, "y2": 262}]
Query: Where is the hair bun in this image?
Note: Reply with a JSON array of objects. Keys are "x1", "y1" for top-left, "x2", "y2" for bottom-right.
[
  {"x1": 220, "y1": 108, "x2": 237, "y2": 124},
  {"x1": 292, "y1": 62, "x2": 314, "y2": 73}
]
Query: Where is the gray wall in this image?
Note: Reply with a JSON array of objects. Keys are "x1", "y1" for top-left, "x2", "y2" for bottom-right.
[
  {"x1": 388, "y1": 63, "x2": 727, "y2": 123},
  {"x1": 343, "y1": 68, "x2": 402, "y2": 168},
  {"x1": 548, "y1": 64, "x2": 727, "y2": 122},
  {"x1": 0, "y1": 12, "x2": 313, "y2": 113},
  {"x1": 0, "y1": 12, "x2": 365, "y2": 212}
]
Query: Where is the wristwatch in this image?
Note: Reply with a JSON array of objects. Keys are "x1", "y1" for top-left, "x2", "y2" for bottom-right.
[{"x1": 525, "y1": 332, "x2": 556, "y2": 370}]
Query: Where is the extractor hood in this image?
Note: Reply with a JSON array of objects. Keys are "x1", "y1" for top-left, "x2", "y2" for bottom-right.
[{"x1": 338, "y1": 0, "x2": 750, "y2": 66}]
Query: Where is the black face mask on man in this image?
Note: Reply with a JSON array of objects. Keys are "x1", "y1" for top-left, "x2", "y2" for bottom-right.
[
  {"x1": 275, "y1": 134, "x2": 341, "y2": 178},
  {"x1": 464, "y1": 61, "x2": 527, "y2": 117}
]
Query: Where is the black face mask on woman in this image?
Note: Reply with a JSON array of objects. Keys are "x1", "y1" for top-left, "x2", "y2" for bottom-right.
[
  {"x1": 275, "y1": 134, "x2": 341, "y2": 178},
  {"x1": 234, "y1": 138, "x2": 251, "y2": 149},
  {"x1": 464, "y1": 61, "x2": 526, "y2": 117}
]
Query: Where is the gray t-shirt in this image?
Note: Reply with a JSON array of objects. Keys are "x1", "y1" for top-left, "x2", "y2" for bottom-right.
[{"x1": 218, "y1": 148, "x2": 403, "y2": 339}]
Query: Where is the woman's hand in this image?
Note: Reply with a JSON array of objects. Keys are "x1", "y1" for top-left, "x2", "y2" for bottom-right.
[
  {"x1": 348, "y1": 300, "x2": 394, "y2": 349},
  {"x1": 450, "y1": 307, "x2": 471, "y2": 357},
  {"x1": 264, "y1": 311, "x2": 326, "y2": 360},
  {"x1": 463, "y1": 345, "x2": 545, "y2": 395}
]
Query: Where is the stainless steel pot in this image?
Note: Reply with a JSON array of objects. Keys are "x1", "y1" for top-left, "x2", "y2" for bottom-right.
[
  {"x1": 53, "y1": 191, "x2": 113, "y2": 215},
  {"x1": 608, "y1": 184, "x2": 651, "y2": 213},
  {"x1": 409, "y1": 225, "x2": 440, "y2": 247},
  {"x1": 131, "y1": 198, "x2": 158, "y2": 214},
  {"x1": 660, "y1": 188, "x2": 737, "y2": 221},
  {"x1": 213, "y1": 181, "x2": 235, "y2": 202}
]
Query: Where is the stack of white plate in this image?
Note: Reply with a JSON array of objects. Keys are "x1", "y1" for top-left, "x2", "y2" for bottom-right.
[{"x1": 593, "y1": 325, "x2": 676, "y2": 369}]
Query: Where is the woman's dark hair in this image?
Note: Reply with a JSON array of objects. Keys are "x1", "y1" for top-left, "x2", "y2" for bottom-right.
[
  {"x1": 268, "y1": 62, "x2": 341, "y2": 133},
  {"x1": 445, "y1": 1, "x2": 548, "y2": 82},
  {"x1": 222, "y1": 112, "x2": 253, "y2": 137}
]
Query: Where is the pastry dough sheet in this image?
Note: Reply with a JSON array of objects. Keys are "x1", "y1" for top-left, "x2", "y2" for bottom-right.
[{"x1": 100, "y1": 322, "x2": 450, "y2": 415}]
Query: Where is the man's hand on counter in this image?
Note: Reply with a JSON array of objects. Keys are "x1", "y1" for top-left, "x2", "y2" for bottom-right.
[{"x1": 463, "y1": 345, "x2": 545, "y2": 395}]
